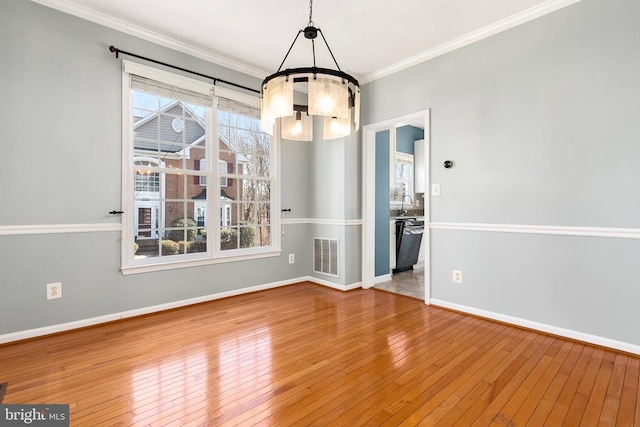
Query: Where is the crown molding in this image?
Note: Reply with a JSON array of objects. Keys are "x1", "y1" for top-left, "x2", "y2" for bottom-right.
[
  {"x1": 361, "y1": 0, "x2": 584, "y2": 84},
  {"x1": 30, "y1": 0, "x2": 583, "y2": 86},
  {"x1": 29, "y1": 0, "x2": 269, "y2": 80}
]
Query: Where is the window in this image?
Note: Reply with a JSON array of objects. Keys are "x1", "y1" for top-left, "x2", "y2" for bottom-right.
[
  {"x1": 218, "y1": 160, "x2": 228, "y2": 187},
  {"x1": 198, "y1": 159, "x2": 207, "y2": 186},
  {"x1": 122, "y1": 61, "x2": 278, "y2": 272},
  {"x1": 134, "y1": 160, "x2": 160, "y2": 192},
  {"x1": 391, "y1": 152, "x2": 414, "y2": 204}
]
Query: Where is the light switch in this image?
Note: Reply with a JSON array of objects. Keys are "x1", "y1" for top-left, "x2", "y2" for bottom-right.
[{"x1": 431, "y1": 184, "x2": 441, "y2": 196}]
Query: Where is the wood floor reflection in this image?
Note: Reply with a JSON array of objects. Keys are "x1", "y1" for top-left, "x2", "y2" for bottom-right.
[{"x1": 0, "y1": 282, "x2": 638, "y2": 426}]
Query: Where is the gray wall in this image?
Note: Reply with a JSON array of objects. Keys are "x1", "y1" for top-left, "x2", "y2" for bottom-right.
[
  {"x1": 4, "y1": 0, "x2": 638, "y2": 348},
  {"x1": 308, "y1": 121, "x2": 361, "y2": 287},
  {"x1": 0, "y1": 0, "x2": 313, "y2": 335},
  {"x1": 362, "y1": 0, "x2": 640, "y2": 345}
]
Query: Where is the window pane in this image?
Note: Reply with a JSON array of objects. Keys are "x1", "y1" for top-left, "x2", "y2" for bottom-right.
[
  {"x1": 220, "y1": 227, "x2": 238, "y2": 250},
  {"x1": 239, "y1": 225, "x2": 256, "y2": 249},
  {"x1": 217, "y1": 97, "x2": 272, "y2": 251},
  {"x1": 257, "y1": 226, "x2": 271, "y2": 247},
  {"x1": 129, "y1": 80, "x2": 212, "y2": 265}
]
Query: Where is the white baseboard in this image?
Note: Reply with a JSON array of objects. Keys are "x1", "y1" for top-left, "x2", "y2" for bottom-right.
[
  {"x1": 10, "y1": 283, "x2": 636, "y2": 355},
  {"x1": 306, "y1": 276, "x2": 362, "y2": 291},
  {"x1": 374, "y1": 274, "x2": 392, "y2": 284},
  {"x1": 0, "y1": 314, "x2": 123, "y2": 345},
  {"x1": 429, "y1": 299, "x2": 640, "y2": 355},
  {"x1": 0, "y1": 277, "x2": 366, "y2": 344},
  {"x1": 0, "y1": 277, "x2": 308, "y2": 344},
  {"x1": 120, "y1": 277, "x2": 309, "y2": 319}
]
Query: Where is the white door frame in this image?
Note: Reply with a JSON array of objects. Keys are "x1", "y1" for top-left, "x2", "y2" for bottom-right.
[{"x1": 361, "y1": 110, "x2": 431, "y2": 304}]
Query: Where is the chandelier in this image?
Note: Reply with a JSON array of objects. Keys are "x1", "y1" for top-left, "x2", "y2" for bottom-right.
[{"x1": 260, "y1": 0, "x2": 360, "y2": 141}]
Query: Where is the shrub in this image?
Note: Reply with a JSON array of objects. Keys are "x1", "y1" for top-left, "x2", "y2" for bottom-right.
[
  {"x1": 220, "y1": 228, "x2": 237, "y2": 249},
  {"x1": 220, "y1": 225, "x2": 255, "y2": 250},
  {"x1": 168, "y1": 217, "x2": 197, "y2": 242},
  {"x1": 240, "y1": 226, "x2": 255, "y2": 248},
  {"x1": 133, "y1": 242, "x2": 139, "y2": 254},
  {"x1": 161, "y1": 239, "x2": 180, "y2": 255},
  {"x1": 178, "y1": 240, "x2": 206, "y2": 254}
]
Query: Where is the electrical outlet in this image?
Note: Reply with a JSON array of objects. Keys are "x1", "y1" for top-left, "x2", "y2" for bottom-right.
[
  {"x1": 288, "y1": 254, "x2": 295, "y2": 264},
  {"x1": 47, "y1": 282, "x2": 62, "y2": 300},
  {"x1": 452, "y1": 270, "x2": 463, "y2": 284}
]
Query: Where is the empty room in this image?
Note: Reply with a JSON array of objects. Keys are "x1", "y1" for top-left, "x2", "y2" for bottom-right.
[{"x1": 1, "y1": 0, "x2": 639, "y2": 425}]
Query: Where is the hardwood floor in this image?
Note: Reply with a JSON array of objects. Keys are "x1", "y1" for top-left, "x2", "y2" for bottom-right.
[{"x1": 0, "y1": 282, "x2": 638, "y2": 426}]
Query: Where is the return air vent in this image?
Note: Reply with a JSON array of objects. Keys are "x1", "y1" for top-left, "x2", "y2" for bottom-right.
[{"x1": 314, "y1": 238, "x2": 339, "y2": 277}]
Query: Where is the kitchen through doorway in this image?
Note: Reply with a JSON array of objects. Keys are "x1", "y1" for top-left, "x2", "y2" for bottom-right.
[{"x1": 361, "y1": 110, "x2": 431, "y2": 303}]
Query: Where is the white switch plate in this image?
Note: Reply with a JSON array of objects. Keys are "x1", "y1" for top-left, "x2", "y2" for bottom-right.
[
  {"x1": 452, "y1": 270, "x2": 463, "y2": 284},
  {"x1": 431, "y1": 183, "x2": 441, "y2": 196},
  {"x1": 288, "y1": 254, "x2": 295, "y2": 264}
]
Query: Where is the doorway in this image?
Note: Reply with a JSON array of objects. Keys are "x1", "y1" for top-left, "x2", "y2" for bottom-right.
[{"x1": 361, "y1": 110, "x2": 431, "y2": 303}]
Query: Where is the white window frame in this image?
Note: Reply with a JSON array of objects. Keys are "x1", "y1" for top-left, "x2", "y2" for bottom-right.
[{"x1": 121, "y1": 61, "x2": 281, "y2": 275}]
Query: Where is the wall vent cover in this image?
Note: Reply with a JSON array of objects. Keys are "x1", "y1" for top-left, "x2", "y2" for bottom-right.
[{"x1": 314, "y1": 238, "x2": 339, "y2": 277}]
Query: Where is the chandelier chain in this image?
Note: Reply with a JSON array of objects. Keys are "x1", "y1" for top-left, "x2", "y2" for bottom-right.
[{"x1": 308, "y1": 0, "x2": 314, "y2": 26}]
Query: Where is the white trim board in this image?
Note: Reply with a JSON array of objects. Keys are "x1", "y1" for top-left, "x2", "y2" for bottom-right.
[
  {"x1": 430, "y1": 222, "x2": 640, "y2": 239},
  {"x1": 0, "y1": 223, "x2": 121, "y2": 236},
  {"x1": 281, "y1": 218, "x2": 363, "y2": 226},
  {"x1": 361, "y1": 0, "x2": 584, "y2": 83},
  {"x1": 429, "y1": 299, "x2": 640, "y2": 356},
  {"x1": 0, "y1": 276, "x2": 362, "y2": 344},
  {"x1": 374, "y1": 274, "x2": 392, "y2": 285},
  {"x1": 30, "y1": 0, "x2": 582, "y2": 85},
  {"x1": 4, "y1": 280, "x2": 637, "y2": 355},
  {"x1": 29, "y1": 0, "x2": 268, "y2": 80}
]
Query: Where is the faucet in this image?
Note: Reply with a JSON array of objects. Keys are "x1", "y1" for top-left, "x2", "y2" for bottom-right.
[{"x1": 400, "y1": 194, "x2": 414, "y2": 216}]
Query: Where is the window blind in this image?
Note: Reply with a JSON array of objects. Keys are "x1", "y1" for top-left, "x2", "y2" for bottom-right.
[{"x1": 125, "y1": 60, "x2": 214, "y2": 106}]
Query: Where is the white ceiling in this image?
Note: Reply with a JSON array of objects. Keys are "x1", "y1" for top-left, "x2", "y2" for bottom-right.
[{"x1": 34, "y1": 0, "x2": 579, "y2": 83}]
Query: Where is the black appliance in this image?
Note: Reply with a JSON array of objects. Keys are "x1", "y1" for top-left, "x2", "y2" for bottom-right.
[{"x1": 394, "y1": 218, "x2": 424, "y2": 273}]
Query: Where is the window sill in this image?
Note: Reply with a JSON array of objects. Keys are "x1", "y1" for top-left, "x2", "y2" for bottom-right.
[{"x1": 121, "y1": 249, "x2": 282, "y2": 275}]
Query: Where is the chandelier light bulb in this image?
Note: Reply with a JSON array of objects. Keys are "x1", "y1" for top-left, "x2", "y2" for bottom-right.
[
  {"x1": 291, "y1": 120, "x2": 303, "y2": 135},
  {"x1": 329, "y1": 117, "x2": 339, "y2": 132},
  {"x1": 317, "y1": 96, "x2": 335, "y2": 115}
]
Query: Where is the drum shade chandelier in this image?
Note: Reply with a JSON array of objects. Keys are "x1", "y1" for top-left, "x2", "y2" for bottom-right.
[{"x1": 260, "y1": 0, "x2": 360, "y2": 140}]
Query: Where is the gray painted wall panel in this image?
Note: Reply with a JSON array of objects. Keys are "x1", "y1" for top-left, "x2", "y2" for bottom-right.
[
  {"x1": 432, "y1": 229, "x2": 640, "y2": 344},
  {"x1": 362, "y1": 0, "x2": 640, "y2": 345},
  {"x1": 0, "y1": 0, "x2": 312, "y2": 336},
  {"x1": 0, "y1": 1, "x2": 122, "y2": 225},
  {"x1": 0, "y1": 233, "x2": 121, "y2": 334},
  {"x1": 343, "y1": 131, "x2": 361, "y2": 220},
  {"x1": 365, "y1": 0, "x2": 640, "y2": 227},
  {"x1": 281, "y1": 140, "x2": 311, "y2": 218},
  {"x1": 310, "y1": 136, "x2": 345, "y2": 220}
]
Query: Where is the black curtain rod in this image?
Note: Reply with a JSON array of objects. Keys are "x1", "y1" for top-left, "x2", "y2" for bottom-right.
[{"x1": 109, "y1": 45, "x2": 260, "y2": 95}]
